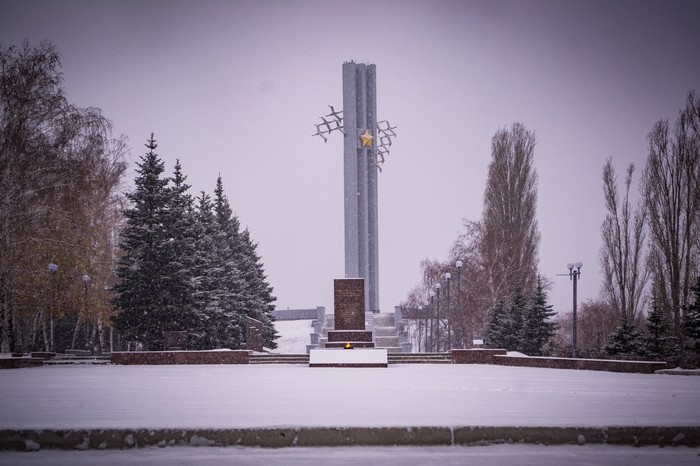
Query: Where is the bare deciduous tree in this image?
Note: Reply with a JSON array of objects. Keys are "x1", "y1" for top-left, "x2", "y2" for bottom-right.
[
  {"x1": 0, "y1": 41, "x2": 126, "y2": 353},
  {"x1": 481, "y1": 123, "x2": 540, "y2": 303},
  {"x1": 600, "y1": 158, "x2": 648, "y2": 323},
  {"x1": 641, "y1": 91, "x2": 700, "y2": 336}
]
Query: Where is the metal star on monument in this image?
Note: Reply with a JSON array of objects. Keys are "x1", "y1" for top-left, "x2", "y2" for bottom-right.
[{"x1": 360, "y1": 129, "x2": 374, "y2": 147}]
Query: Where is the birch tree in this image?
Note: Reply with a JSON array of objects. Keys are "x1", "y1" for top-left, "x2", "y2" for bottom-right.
[{"x1": 0, "y1": 41, "x2": 126, "y2": 352}]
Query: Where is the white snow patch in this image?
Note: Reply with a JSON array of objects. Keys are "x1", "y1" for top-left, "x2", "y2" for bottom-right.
[
  {"x1": 189, "y1": 435, "x2": 215, "y2": 447},
  {"x1": 273, "y1": 319, "x2": 314, "y2": 353},
  {"x1": 24, "y1": 440, "x2": 40, "y2": 452}
]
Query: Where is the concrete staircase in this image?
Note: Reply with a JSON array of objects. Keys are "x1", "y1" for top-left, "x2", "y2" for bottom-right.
[
  {"x1": 250, "y1": 353, "x2": 310, "y2": 364},
  {"x1": 387, "y1": 352, "x2": 451, "y2": 364},
  {"x1": 371, "y1": 313, "x2": 403, "y2": 354}
]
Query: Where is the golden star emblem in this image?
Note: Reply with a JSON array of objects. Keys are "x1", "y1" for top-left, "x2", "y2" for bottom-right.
[{"x1": 360, "y1": 129, "x2": 374, "y2": 148}]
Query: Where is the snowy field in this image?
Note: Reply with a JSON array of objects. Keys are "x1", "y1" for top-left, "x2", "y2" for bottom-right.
[
  {"x1": 2, "y1": 363, "x2": 700, "y2": 465},
  {"x1": 2, "y1": 364, "x2": 699, "y2": 429}
]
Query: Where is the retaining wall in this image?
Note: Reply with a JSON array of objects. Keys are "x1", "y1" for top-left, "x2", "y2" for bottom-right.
[
  {"x1": 111, "y1": 351, "x2": 251, "y2": 365},
  {"x1": 450, "y1": 349, "x2": 666, "y2": 373}
]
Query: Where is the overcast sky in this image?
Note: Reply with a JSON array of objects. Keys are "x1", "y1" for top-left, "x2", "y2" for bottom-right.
[{"x1": 2, "y1": 0, "x2": 699, "y2": 321}]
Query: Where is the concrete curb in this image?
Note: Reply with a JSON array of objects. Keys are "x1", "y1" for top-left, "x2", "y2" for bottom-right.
[{"x1": 1, "y1": 426, "x2": 698, "y2": 451}]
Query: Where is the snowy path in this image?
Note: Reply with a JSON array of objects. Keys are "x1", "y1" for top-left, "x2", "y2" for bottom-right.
[
  {"x1": 3, "y1": 444, "x2": 700, "y2": 466},
  {"x1": 1, "y1": 364, "x2": 699, "y2": 430}
]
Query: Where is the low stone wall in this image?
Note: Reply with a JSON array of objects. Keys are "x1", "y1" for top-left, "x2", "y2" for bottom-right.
[
  {"x1": 2, "y1": 425, "x2": 697, "y2": 450},
  {"x1": 0, "y1": 357, "x2": 44, "y2": 369},
  {"x1": 493, "y1": 354, "x2": 666, "y2": 374},
  {"x1": 451, "y1": 349, "x2": 507, "y2": 364},
  {"x1": 451, "y1": 349, "x2": 666, "y2": 373},
  {"x1": 111, "y1": 351, "x2": 251, "y2": 365}
]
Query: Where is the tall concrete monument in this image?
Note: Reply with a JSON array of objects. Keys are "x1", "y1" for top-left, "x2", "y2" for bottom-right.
[{"x1": 313, "y1": 61, "x2": 396, "y2": 313}]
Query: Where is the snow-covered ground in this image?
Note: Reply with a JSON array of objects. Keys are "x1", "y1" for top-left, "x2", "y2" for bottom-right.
[
  {"x1": 3, "y1": 444, "x2": 700, "y2": 466},
  {"x1": 2, "y1": 364, "x2": 699, "y2": 429},
  {"x1": 272, "y1": 319, "x2": 313, "y2": 353},
  {"x1": 2, "y1": 362, "x2": 699, "y2": 464}
]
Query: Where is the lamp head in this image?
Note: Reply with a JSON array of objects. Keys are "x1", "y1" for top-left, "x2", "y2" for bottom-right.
[
  {"x1": 444, "y1": 272, "x2": 451, "y2": 280},
  {"x1": 435, "y1": 283, "x2": 441, "y2": 290},
  {"x1": 47, "y1": 263, "x2": 58, "y2": 273},
  {"x1": 567, "y1": 262, "x2": 574, "y2": 271},
  {"x1": 455, "y1": 260, "x2": 463, "y2": 269}
]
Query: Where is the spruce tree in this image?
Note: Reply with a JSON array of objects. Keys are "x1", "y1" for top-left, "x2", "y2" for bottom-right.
[
  {"x1": 502, "y1": 288, "x2": 527, "y2": 352},
  {"x1": 521, "y1": 277, "x2": 558, "y2": 356},
  {"x1": 604, "y1": 321, "x2": 644, "y2": 356},
  {"x1": 112, "y1": 135, "x2": 172, "y2": 349},
  {"x1": 239, "y1": 227, "x2": 278, "y2": 348},
  {"x1": 213, "y1": 177, "x2": 277, "y2": 349},
  {"x1": 683, "y1": 276, "x2": 700, "y2": 352},
  {"x1": 190, "y1": 192, "x2": 245, "y2": 349},
  {"x1": 644, "y1": 291, "x2": 678, "y2": 357},
  {"x1": 486, "y1": 299, "x2": 508, "y2": 349}
]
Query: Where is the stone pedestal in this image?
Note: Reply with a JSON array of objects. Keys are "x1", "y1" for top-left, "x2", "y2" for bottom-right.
[
  {"x1": 311, "y1": 279, "x2": 386, "y2": 367},
  {"x1": 326, "y1": 278, "x2": 374, "y2": 348}
]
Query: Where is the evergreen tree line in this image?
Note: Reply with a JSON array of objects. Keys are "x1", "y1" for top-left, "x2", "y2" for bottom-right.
[
  {"x1": 112, "y1": 136, "x2": 277, "y2": 351},
  {"x1": 485, "y1": 278, "x2": 557, "y2": 355},
  {"x1": 603, "y1": 277, "x2": 700, "y2": 360}
]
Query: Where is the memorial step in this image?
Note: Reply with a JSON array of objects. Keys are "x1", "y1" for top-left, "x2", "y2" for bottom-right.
[
  {"x1": 373, "y1": 326, "x2": 398, "y2": 337},
  {"x1": 388, "y1": 352, "x2": 452, "y2": 364},
  {"x1": 373, "y1": 336, "x2": 399, "y2": 347},
  {"x1": 250, "y1": 354, "x2": 310, "y2": 364},
  {"x1": 373, "y1": 313, "x2": 395, "y2": 327}
]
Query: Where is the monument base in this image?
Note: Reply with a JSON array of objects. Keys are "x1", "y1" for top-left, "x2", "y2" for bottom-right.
[{"x1": 309, "y1": 348, "x2": 387, "y2": 368}]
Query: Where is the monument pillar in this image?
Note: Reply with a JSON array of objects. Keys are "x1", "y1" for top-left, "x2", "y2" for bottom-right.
[{"x1": 342, "y1": 62, "x2": 379, "y2": 313}]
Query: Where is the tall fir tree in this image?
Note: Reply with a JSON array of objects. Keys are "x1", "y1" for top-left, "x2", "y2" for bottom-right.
[
  {"x1": 112, "y1": 135, "x2": 173, "y2": 349},
  {"x1": 486, "y1": 299, "x2": 508, "y2": 349},
  {"x1": 502, "y1": 288, "x2": 527, "y2": 352},
  {"x1": 645, "y1": 291, "x2": 678, "y2": 357},
  {"x1": 683, "y1": 276, "x2": 700, "y2": 352},
  {"x1": 239, "y1": 227, "x2": 278, "y2": 348},
  {"x1": 190, "y1": 191, "x2": 245, "y2": 349},
  {"x1": 161, "y1": 160, "x2": 198, "y2": 335},
  {"x1": 213, "y1": 177, "x2": 277, "y2": 349},
  {"x1": 521, "y1": 277, "x2": 558, "y2": 356}
]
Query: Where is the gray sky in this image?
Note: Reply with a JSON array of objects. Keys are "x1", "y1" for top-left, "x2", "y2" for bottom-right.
[{"x1": 2, "y1": 0, "x2": 699, "y2": 320}]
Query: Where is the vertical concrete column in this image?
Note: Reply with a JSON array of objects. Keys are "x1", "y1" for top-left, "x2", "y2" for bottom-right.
[
  {"x1": 342, "y1": 61, "x2": 379, "y2": 312},
  {"x1": 366, "y1": 64, "x2": 379, "y2": 312},
  {"x1": 342, "y1": 62, "x2": 359, "y2": 279}
]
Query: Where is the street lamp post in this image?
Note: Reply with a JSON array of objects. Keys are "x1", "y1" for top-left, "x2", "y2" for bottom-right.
[
  {"x1": 417, "y1": 305, "x2": 423, "y2": 353},
  {"x1": 82, "y1": 274, "x2": 90, "y2": 350},
  {"x1": 424, "y1": 300, "x2": 430, "y2": 353},
  {"x1": 47, "y1": 263, "x2": 58, "y2": 352},
  {"x1": 428, "y1": 291, "x2": 435, "y2": 352},
  {"x1": 445, "y1": 272, "x2": 452, "y2": 351},
  {"x1": 435, "y1": 283, "x2": 441, "y2": 352},
  {"x1": 455, "y1": 260, "x2": 463, "y2": 348},
  {"x1": 567, "y1": 262, "x2": 582, "y2": 358}
]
